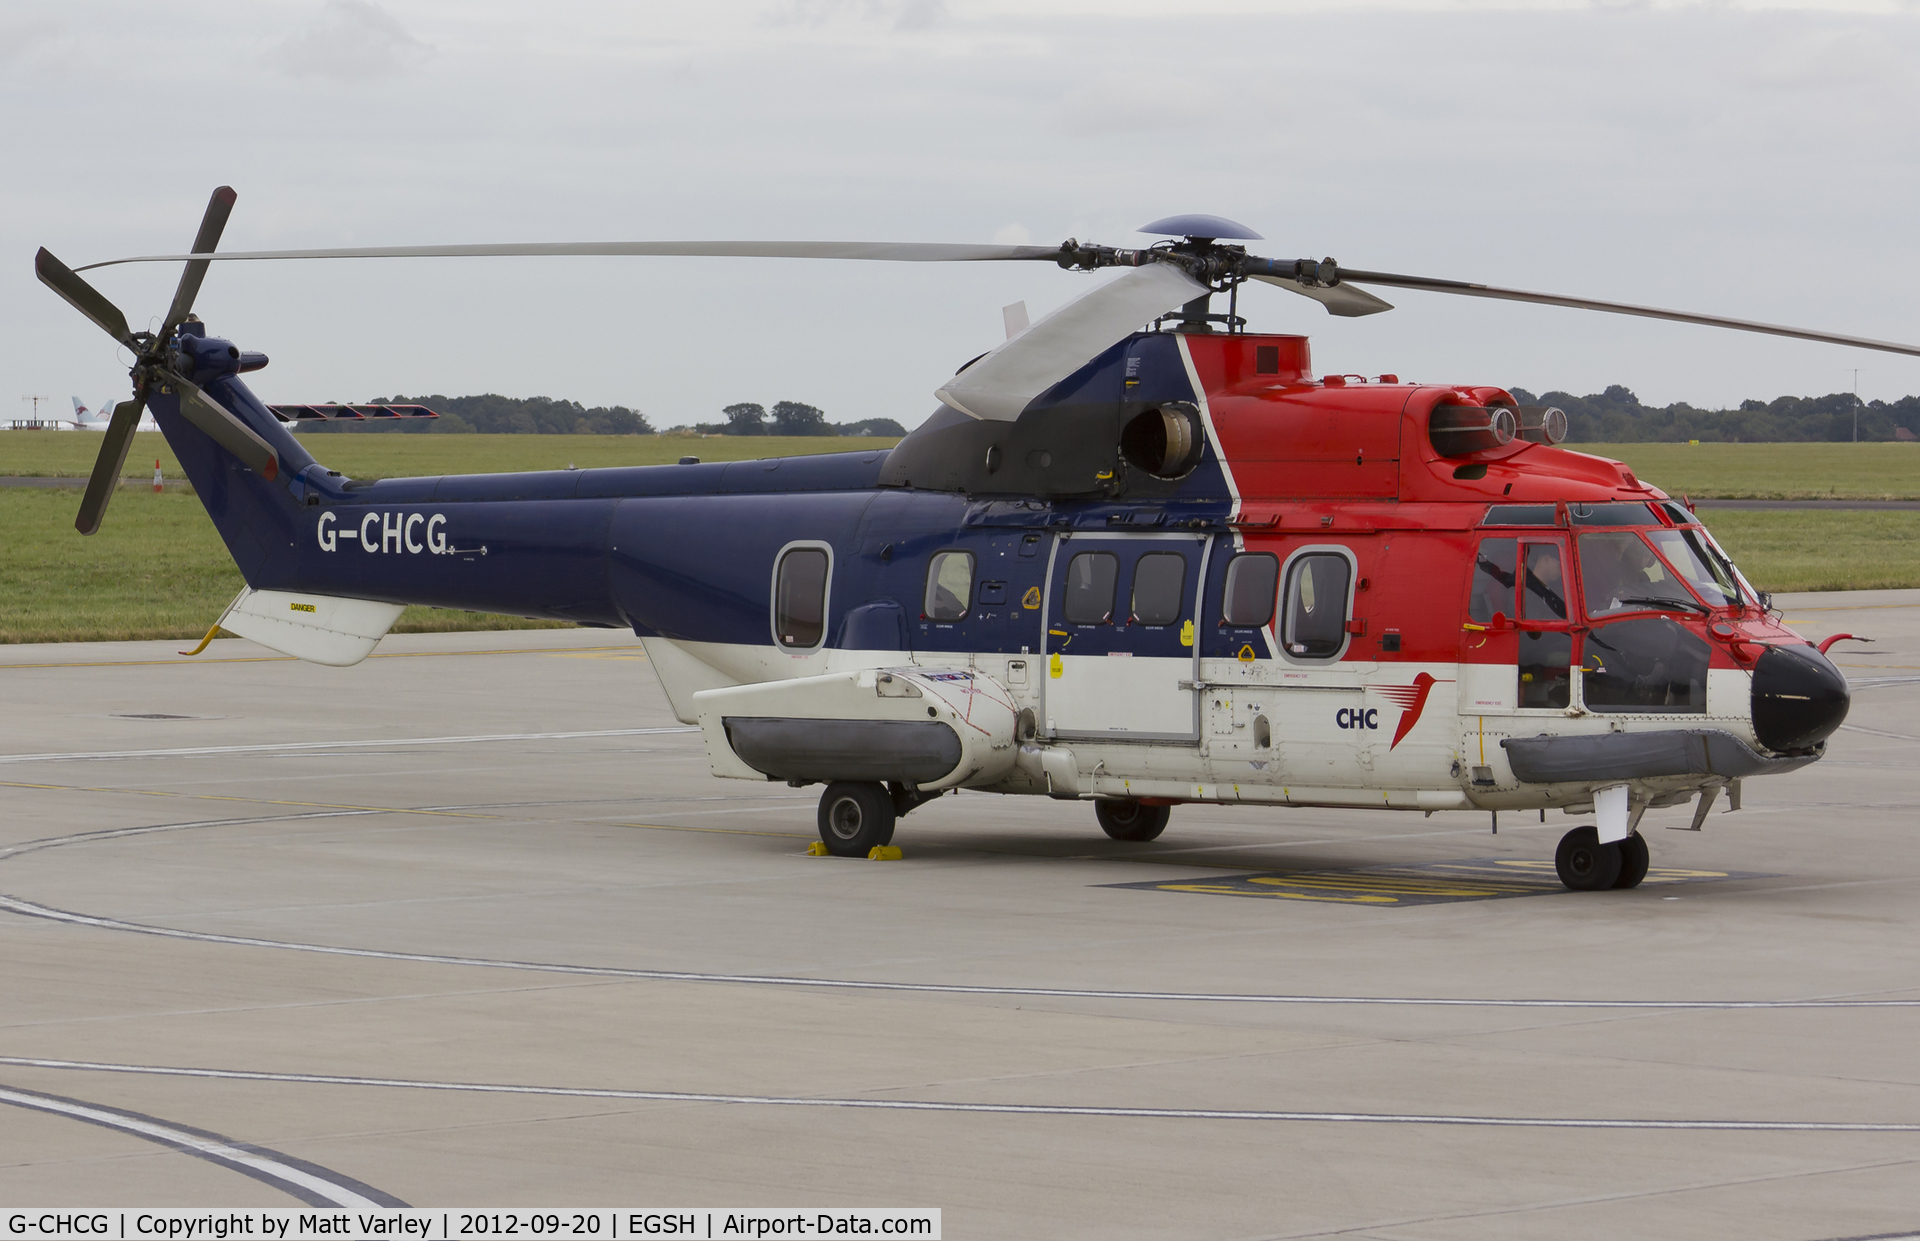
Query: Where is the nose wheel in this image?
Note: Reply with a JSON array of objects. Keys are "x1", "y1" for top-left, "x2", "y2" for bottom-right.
[{"x1": 1554, "y1": 826, "x2": 1650, "y2": 891}]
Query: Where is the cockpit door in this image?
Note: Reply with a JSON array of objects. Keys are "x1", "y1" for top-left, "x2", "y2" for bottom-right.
[
  {"x1": 1042, "y1": 531, "x2": 1209, "y2": 741},
  {"x1": 1459, "y1": 533, "x2": 1575, "y2": 714}
]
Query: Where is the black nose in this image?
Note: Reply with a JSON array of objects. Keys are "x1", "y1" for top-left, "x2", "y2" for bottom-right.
[{"x1": 1751, "y1": 643, "x2": 1850, "y2": 752}]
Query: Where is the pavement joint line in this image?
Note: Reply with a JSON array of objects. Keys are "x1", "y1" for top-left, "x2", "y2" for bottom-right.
[
  {"x1": 1, "y1": 890, "x2": 1916, "y2": 1010},
  {"x1": 0, "y1": 1081, "x2": 403, "y2": 1207},
  {"x1": 0, "y1": 779, "x2": 507, "y2": 819},
  {"x1": 3, "y1": 1057, "x2": 1918, "y2": 1132},
  {"x1": 0, "y1": 644, "x2": 645, "y2": 671},
  {"x1": 0, "y1": 725, "x2": 699, "y2": 765},
  {"x1": 1840, "y1": 724, "x2": 1920, "y2": 742}
]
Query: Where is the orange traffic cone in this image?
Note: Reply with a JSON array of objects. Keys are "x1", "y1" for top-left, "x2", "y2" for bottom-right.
[{"x1": 152, "y1": 459, "x2": 162, "y2": 493}]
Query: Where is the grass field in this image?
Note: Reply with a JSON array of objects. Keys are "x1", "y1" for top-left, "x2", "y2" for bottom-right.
[
  {"x1": 0, "y1": 431, "x2": 897, "y2": 481},
  {"x1": 1574, "y1": 442, "x2": 1920, "y2": 500},
  {"x1": 2, "y1": 485, "x2": 1911, "y2": 643}
]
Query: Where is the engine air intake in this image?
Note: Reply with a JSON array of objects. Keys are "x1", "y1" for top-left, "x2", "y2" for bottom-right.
[
  {"x1": 1428, "y1": 403, "x2": 1517, "y2": 457},
  {"x1": 1119, "y1": 405, "x2": 1203, "y2": 479}
]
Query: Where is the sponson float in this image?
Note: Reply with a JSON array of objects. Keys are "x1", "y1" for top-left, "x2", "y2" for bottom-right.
[{"x1": 39, "y1": 194, "x2": 1892, "y2": 888}]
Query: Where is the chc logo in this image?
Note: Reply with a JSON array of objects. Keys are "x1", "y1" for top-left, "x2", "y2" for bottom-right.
[
  {"x1": 317, "y1": 510, "x2": 449, "y2": 554},
  {"x1": 1336, "y1": 707, "x2": 1379, "y2": 730}
]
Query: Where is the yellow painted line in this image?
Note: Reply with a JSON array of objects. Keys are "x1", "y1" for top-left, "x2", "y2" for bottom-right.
[
  {"x1": 0, "y1": 779, "x2": 500, "y2": 820},
  {"x1": 1156, "y1": 884, "x2": 1401, "y2": 904},
  {"x1": 0, "y1": 644, "x2": 644, "y2": 671}
]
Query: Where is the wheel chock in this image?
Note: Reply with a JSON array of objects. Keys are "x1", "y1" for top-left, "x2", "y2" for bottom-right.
[
  {"x1": 867, "y1": 845, "x2": 903, "y2": 861},
  {"x1": 805, "y1": 841, "x2": 829, "y2": 856}
]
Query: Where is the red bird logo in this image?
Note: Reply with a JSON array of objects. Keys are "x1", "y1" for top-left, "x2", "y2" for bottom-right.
[{"x1": 1373, "y1": 673, "x2": 1447, "y2": 749}]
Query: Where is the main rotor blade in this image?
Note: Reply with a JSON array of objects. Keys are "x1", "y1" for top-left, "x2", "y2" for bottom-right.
[
  {"x1": 169, "y1": 375, "x2": 279, "y2": 480},
  {"x1": 76, "y1": 240, "x2": 1065, "y2": 271},
  {"x1": 35, "y1": 248, "x2": 134, "y2": 347},
  {"x1": 937, "y1": 264, "x2": 1210, "y2": 421},
  {"x1": 75, "y1": 395, "x2": 146, "y2": 536},
  {"x1": 1248, "y1": 273, "x2": 1394, "y2": 318},
  {"x1": 1337, "y1": 269, "x2": 1920, "y2": 358},
  {"x1": 161, "y1": 185, "x2": 237, "y2": 338}
]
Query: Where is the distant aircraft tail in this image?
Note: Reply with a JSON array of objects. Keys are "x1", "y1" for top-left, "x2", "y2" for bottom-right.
[{"x1": 71, "y1": 396, "x2": 91, "y2": 421}]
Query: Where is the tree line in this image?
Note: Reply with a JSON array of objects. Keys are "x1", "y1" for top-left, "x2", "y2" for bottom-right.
[
  {"x1": 1512, "y1": 385, "x2": 1920, "y2": 443},
  {"x1": 293, "y1": 394, "x2": 905, "y2": 438}
]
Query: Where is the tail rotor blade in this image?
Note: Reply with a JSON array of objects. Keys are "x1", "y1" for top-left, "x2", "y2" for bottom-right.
[
  {"x1": 35, "y1": 248, "x2": 134, "y2": 347},
  {"x1": 170, "y1": 375, "x2": 280, "y2": 480},
  {"x1": 75, "y1": 396, "x2": 147, "y2": 535},
  {"x1": 161, "y1": 186, "x2": 237, "y2": 338}
]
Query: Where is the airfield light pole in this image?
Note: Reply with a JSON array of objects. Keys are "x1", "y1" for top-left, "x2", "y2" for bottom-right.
[{"x1": 18, "y1": 395, "x2": 51, "y2": 429}]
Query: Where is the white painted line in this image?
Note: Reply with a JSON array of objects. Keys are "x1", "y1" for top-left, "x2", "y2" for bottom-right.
[
  {"x1": 0, "y1": 1083, "x2": 395, "y2": 1206},
  {"x1": 7, "y1": 1059, "x2": 1917, "y2": 1133},
  {"x1": 2, "y1": 891, "x2": 1914, "y2": 1010},
  {"x1": 0, "y1": 726, "x2": 699, "y2": 765}
]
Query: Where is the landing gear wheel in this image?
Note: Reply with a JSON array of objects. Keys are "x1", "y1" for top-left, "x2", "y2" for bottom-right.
[
  {"x1": 1555, "y1": 826, "x2": 1623, "y2": 891},
  {"x1": 1612, "y1": 831, "x2": 1650, "y2": 889},
  {"x1": 1096, "y1": 799, "x2": 1170, "y2": 842},
  {"x1": 817, "y1": 781, "x2": 897, "y2": 857}
]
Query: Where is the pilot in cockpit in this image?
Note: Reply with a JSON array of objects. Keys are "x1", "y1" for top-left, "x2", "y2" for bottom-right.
[{"x1": 1581, "y1": 533, "x2": 1672, "y2": 616}]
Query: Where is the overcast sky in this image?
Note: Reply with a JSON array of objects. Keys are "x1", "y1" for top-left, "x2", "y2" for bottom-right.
[{"x1": 5, "y1": 0, "x2": 1918, "y2": 430}]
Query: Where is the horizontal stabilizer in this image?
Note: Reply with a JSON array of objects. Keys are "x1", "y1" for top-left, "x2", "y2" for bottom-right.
[
  {"x1": 270, "y1": 404, "x2": 439, "y2": 422},
  {"x1": 216, "y1": 588, "x2": 405, "y2": 667}
]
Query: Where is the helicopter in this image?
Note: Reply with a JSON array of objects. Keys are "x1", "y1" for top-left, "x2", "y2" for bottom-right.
[{"x1": 37, "y1": 189, "x2": 1903, "y2": 890}]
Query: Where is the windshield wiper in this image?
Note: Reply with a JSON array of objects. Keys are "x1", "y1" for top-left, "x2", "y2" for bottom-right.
[{"x1": 1616, "y1": 595, "x2": 1711, "y2": 616}]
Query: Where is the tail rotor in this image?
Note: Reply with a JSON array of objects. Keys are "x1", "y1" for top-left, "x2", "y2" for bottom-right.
[{"x1": 34, "y1": 185, "x2": 277, "y2": 536}]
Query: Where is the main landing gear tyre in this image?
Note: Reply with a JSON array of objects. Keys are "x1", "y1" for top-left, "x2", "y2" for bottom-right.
[
  {"x1": 817, "y1": 781, "x2": 897, "y2": 857},
  {"x1": 1612, "y1": 831, "x2": 1650, "y2": 890},
  {"x1": 1096, "y1": 799, "x2": 1170, "y2": 842},
  {"x1": 1555, "y1": 826, "x2": 1623, "y2": 891}
]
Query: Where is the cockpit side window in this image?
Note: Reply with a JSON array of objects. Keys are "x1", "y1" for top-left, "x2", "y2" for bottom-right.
[
  {"x1": 1520, "y1": 542, "x2": 1568, "y2": 622},
  {"x1": 1470, "y1": 538, "x2": 1517, "y2": 622},
  {"x1": 924, "y1": 550, "x2": 974, "y2": 621}
]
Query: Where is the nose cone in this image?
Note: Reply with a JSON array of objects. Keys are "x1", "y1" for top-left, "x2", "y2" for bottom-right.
[{"x1": 1751, "y1": 643, "x2": 1850, "y2": 752}]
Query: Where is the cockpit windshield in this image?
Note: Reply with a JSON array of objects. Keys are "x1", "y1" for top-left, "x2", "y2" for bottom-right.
[
  {"x1": 1579, "y1": 527, "x2": 1747, "y2": 615},
  {"x1": 1579, "y1": 532, "x2": 1699, "y2": 616},
  {"x1": 1647, "y1": 528, "x2": 1743, "y2": 608}
]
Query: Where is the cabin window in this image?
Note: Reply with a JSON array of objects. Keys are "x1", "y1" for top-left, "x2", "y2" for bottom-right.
[
  {"x1": 774, "y1": 546, "x2": 830, "y2": 649},
  {"x1": 1221, "y1": 553, "x2": 1278, "y2": 627},
  {"x1": 1470, "y1": 538, "x2": 1517, "y2": 622},
  {"x1": 1282, "y1": 553, "x2": 1352, "y2": 658},
  {"x1": 1131, "y1": 552, "x2": 1187, "y2": 626},
  {"x1": 924, "y1": 550, "x2": 974, "y2": 621},
  {"x1": 1062, "y1": 552, "x2": 1119, "y2": 624}
]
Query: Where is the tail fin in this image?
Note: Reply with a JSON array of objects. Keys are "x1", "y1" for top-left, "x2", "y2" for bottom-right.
[
  {"x1": 71, "y1": 396, "x2": 89, "y2": 420},
  {"x1": 147, "y1": 328, "x2": 320, "y2": 584}
]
